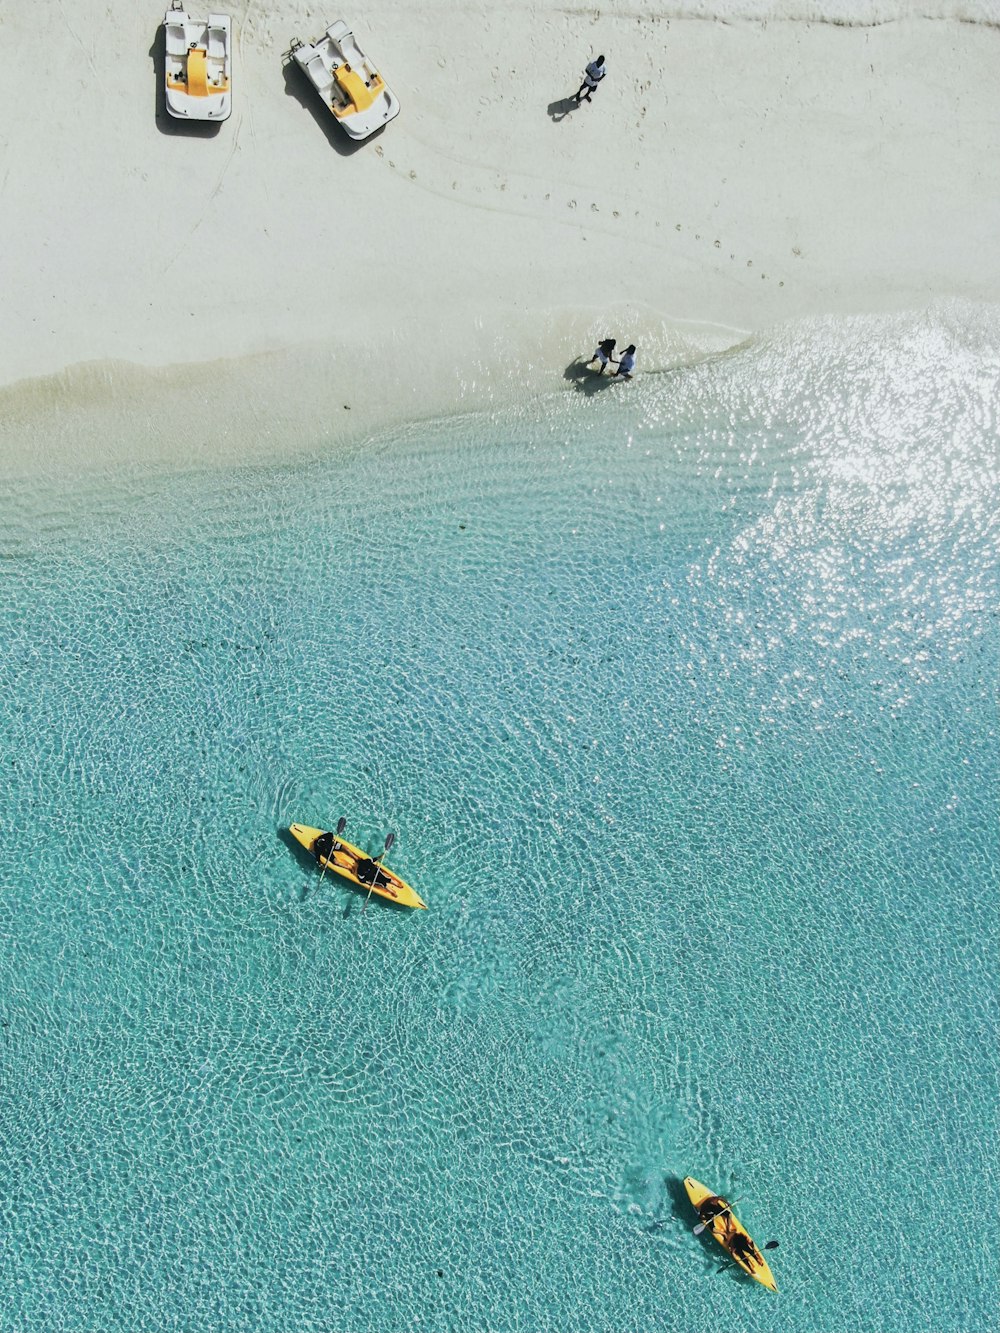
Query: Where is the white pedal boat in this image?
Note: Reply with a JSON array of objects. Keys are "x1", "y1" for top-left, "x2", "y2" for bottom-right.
[
  {"x1": 290, "y1": 20, "x2": 399, "y2": 140},
  {"x1": 164, "y1": 3, "x2": 232, "y2": 121}
]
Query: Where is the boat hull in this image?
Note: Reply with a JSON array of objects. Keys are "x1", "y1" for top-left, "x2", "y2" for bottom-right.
[
  {"x1": 290, "y1": 824, "x2": 427, "y2": 909},
  {"x1": 684, "y1": 1176, "x2": 777, "y2": 1292}
]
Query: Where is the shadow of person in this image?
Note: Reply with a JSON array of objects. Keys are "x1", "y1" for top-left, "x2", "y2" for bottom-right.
[
  {"x1": 548, "y1": 96, "x2": 579, "y2": 122},
  {"x1": 149, "y1": 27, "x2": 223, "y2": 137},
  {"x1": 281, "y1": 57, "x2": 384, "y2": 156},
  {"x1": 564, "y1": 356, "x2": 591, "y2": 383},
  {"x1": 578, "y1": 374, "x2": 618, "y2": 397},
  {"x1": 565, "y1": 357, "x2": 618, "y2": 396}
]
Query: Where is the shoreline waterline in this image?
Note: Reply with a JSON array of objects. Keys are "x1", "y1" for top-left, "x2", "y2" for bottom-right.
[
  {"x1": 0, "y1": 308, "x2": 745, "y2": 480},
  {"x1": 4, "y1": 299, "x2": 999, "y2": 484}
]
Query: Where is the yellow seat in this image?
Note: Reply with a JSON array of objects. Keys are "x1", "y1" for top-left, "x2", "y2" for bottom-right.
[
  {"x1": 187, "y1": 46, "x2": 209, "y2": 97},
  {"x1": 332, "y1": 62, "x2": 382, "y2": 116}
]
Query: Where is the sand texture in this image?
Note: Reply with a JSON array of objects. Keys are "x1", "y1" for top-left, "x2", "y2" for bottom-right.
[{"x1": 2, "y1": 2, "x2": 998, "y2": 462}]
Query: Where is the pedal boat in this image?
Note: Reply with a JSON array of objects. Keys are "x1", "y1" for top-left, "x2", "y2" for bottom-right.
[
  {"x1": 290, "y1": 824, "x2": 427, "y2": 909},
  {"x1": 164, "y1": 3, "x2": 232, "y2": 121},
  {"x1": 289, "y1": 21, "x2": 400, "y2": 140}
]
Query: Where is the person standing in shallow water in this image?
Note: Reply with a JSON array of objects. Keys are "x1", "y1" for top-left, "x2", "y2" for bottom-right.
[
  {"x1": 614, "y1": 345, "x2": 636, "y2": 378},
  {"x1": 574, "y1": 55, "x2": 606, "y2": 103},
  {"x1": 588, "y1": 338, "x2": 617, "y2": 373}
]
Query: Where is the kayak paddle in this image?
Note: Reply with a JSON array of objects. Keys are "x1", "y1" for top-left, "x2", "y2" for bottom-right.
[{"x1": 317, "y1": 816, "x2": 347, "y2": 890}]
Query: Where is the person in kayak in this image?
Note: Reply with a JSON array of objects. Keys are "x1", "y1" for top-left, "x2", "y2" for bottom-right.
[
  {"x1": 313, "y1": 830, "x2": 342, "y2": 861},
  {"x1": 698, "y1": 1195, "x2": 732, "y2": 1226},
  {"x1": 355, "y1": 856, "x2": 397, "y2": 894},
  {"x1": 728, "y1": 1231, "x2": 763, "y2": 1267}
]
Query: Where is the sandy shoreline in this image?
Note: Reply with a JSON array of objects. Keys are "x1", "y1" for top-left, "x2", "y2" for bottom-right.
[{"x1": 3, "y1": 2, "x2": 999, "y2": 467}]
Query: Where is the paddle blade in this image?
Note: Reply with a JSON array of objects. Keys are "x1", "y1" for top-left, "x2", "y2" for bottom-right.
[
  {"x1": 384, "y1": 832, "x2": 395, "y2": 852},
  {"x1": 336, "y1": 816, "x2": 347, "y2": 835},
  {"x1": 764, "y1": 1240, "x2": 779, "y2": 1250}
]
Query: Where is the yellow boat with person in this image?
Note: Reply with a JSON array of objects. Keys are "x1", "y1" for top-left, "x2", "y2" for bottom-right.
[
  {"x1": 290, "y1": 822, "x2": 427, "y2": 910},
  {"x1": 684, "y1": 1176, "x2": 778, "y2": 1291}
]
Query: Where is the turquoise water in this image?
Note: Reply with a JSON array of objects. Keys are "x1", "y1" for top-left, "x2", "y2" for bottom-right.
[{"x1": 1, "y1": 310, "x2": 997, "y2": 1333}]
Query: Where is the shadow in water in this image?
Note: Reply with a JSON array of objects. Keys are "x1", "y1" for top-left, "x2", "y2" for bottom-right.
[
  {"x1": 149, "y1": 28, "x2": 224, "y2": 137},
  {"x1": 277, "y1": 827, "x2": 317, "y2": 902},
  {"x1": 637, "y1": 1173, "x2": 699, "y2": 1237},
  {"x1": 638, "y1": 1172, "x2": 690, "y2": 1235},
  {"x1": 278, "y1": 825, "x2": 311, "y2": 864},
  {"x1": 664, "y1": 1174, "x2": 694, "y2": 1224},
  {"x1": 565, "y1": 357, "x2": 618, "y2": 396}
]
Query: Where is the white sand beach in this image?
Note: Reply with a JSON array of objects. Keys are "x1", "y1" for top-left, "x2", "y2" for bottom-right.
[{"x1": 2, "y1": 1, "x2": 999, "y2": 470}]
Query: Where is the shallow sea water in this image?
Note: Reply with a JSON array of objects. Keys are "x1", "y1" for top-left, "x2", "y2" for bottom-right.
[{"x1": 0, "y1": 308, "x2": 997, "y2": 1333}]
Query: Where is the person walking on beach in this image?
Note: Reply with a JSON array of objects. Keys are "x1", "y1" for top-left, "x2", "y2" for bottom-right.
[
  {"x1": 588, "y1": 338, "x2": 617, "y2": 373},
  {"x1": 574, "y1": 55, "x2": 606, "y2": 103},
  {"x1": 614, "y1": 345, "x2": 636, "y2": 378}
]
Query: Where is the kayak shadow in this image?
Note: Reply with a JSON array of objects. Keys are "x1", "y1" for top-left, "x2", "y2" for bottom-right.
[
  {"x1": 664, "y1": 1174, "x2": 693, "y2": 1221},
  {"x1": 279, "y1": 825, "x2": 313, "y2": 868},
  {"x1": 664, "y1": 1175, "x2": 719, "y2": 1258},
  {"x1": 279, "y1": 826, "x2": 320, "y2": 902},
  {"x1": 637, "y1": 1172, "x2": 689, "y2": 1235}
]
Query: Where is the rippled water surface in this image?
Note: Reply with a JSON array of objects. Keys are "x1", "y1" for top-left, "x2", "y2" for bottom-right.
[{"x1": 1, "y1": 310, "x2": 997, "y2": 1333}]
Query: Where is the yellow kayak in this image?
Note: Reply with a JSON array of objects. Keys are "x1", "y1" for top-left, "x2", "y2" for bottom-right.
[
  {"x1": 684, "y1": 1176, "x2": 777, "y2": 1292},
  {"x1": 289, "y1": 823, "x2": 427, "y2": 910}
]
